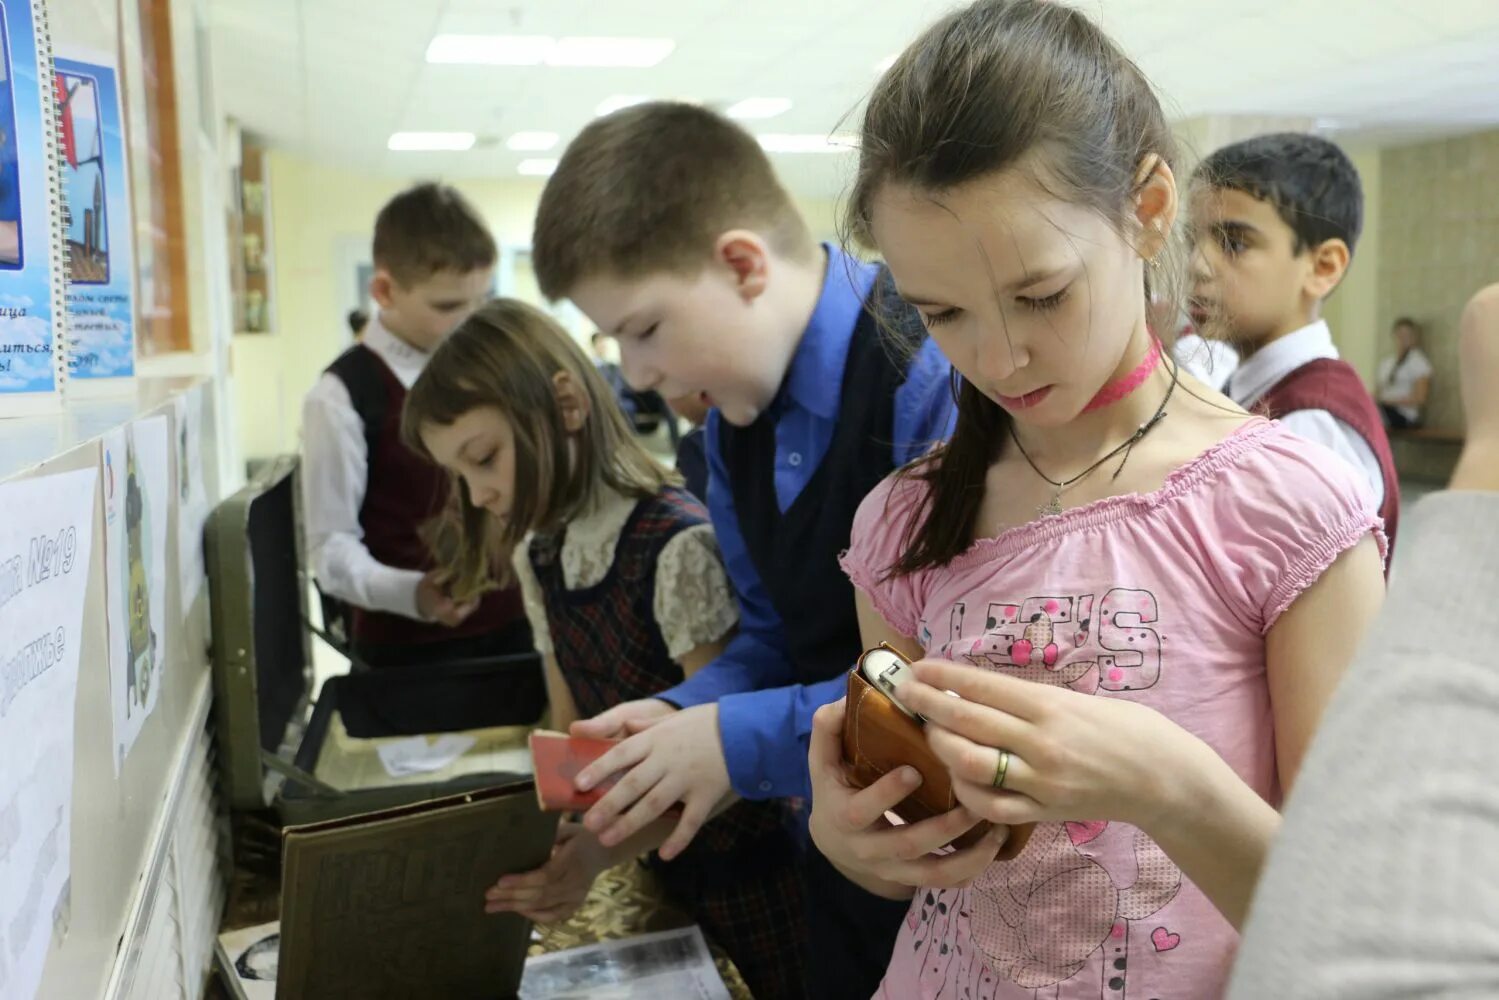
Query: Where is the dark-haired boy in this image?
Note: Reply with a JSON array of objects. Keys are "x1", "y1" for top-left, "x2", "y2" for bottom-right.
[{"x1": 1190, "y1": 132, "x2": 1399, "y2": 548}]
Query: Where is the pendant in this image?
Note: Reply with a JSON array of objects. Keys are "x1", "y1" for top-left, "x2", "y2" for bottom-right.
[{"x1": 1040, "y1": 492, "x2": 1065, "y2": 517}]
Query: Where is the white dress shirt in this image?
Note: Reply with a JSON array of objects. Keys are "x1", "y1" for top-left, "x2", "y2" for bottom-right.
[
  {"x1": 301, "y1": 315, "x2": 430, "y2": 622},
  {"x1": 1173, "y1": 332, "x2": 1239, "y2": 392},
  {"x1": 1376, "y1": 347, "x2": 1434, "y2": 424},
  {"x1": 1226, "y1": 319, "x2": 1385, "y2": 509}
]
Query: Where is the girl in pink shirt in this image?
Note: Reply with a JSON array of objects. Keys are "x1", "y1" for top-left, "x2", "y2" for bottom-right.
[{"x1": 806, "y1": 2, "x2": 1388, "y2": 998}]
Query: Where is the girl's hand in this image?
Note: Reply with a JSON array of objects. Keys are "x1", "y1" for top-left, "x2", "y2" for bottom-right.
[
  {"x1": 899, "y1": 660, "x2": 1212, "y2": 834},
  {"x1": 483, "y1": 821, "x2": 606, "y2": 924},
  {"x1": 807, "y1": 699, "x2": 1007, "y2": 896}
]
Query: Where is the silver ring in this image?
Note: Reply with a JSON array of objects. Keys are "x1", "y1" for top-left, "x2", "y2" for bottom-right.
[{"x1": 992, "y1": 749, "x2": 1011, "y2": 789}]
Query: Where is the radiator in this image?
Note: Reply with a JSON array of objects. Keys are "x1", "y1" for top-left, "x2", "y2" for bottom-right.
[{"x1": 105, "y1": 677, "x2": 226, "y2": 1000}]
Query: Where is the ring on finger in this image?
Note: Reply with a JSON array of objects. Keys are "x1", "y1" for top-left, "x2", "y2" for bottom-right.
[{"x1": 992, "y1": 749, "x2": 1012, "y2": 790}]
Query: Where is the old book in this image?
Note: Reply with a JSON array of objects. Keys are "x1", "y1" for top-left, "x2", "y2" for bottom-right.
[
  {"x1": 528, "y1": 730, "x2": 620, "y2": 812},
  {"x1": 277, "y1": 781, "x2": 557, "y2": 1000}
]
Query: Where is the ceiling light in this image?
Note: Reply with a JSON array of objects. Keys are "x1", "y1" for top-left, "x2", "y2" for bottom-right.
[
  {"x1": 725, "y1": 97, "x2": 793, "y2": 120},
  {"x1": 388, "y1": 131, "x2": 476, "y2": 152},
  {"x1": 596, "y1": 94, "x2": 649, "y2": 116},
  {"x1": 506, "y1": 131, "x2": 559, "y2": 151},
  {"x1": 875, "y1": 53, "x2": 898, "y2": 73},
  {"x1": 756, "y1": 132, "x2": 858, "y2": 154},
  {"x1": 549, "y1": 36, "x2": 674, "y2": 68},
  {"x1": 427, "y1": 34, "x2": 550, "y2": 66},
  {"x1": 517, "y1": 158, "x2": 559, "y2": 176}
]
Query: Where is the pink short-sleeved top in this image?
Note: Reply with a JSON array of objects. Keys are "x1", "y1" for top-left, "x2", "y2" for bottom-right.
[{"x1": 839, "y1": 420, "x2": 1384, "y2": 1000}]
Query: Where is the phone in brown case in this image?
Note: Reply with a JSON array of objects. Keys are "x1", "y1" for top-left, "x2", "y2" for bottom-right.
[{"x1": 841, "y1": 643, "x2": 1033, "y2": 859}]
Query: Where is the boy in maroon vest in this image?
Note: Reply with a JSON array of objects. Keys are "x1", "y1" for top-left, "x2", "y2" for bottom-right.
[
  {"x1": 1189, "y1": 133, "x2": 1399, "y2": 550},
  {"x1": 302, "y1": 183, "x2": 529, "y2": 667}
]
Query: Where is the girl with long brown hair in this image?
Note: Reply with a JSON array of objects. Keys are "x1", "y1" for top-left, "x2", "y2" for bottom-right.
[{"x1": 806, "y1": 2, "x2": 1388, "y2": 996}]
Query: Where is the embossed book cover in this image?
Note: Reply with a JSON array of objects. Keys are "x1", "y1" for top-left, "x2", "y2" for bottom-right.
[{"x1": 277, "y1": 782, "x2": 557, "y2": 999}]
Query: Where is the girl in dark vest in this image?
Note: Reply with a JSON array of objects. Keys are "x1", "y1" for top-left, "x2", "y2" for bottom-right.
[{"x1": 402, "y1": 299, "x2": 807, "y2": 1000}]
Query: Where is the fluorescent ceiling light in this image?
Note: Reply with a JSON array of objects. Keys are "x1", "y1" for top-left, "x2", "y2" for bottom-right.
[
  {"x1": 596, "y1": 94, "x2": 649, "y2": 116},
  {"x1": 757, "y1": 132, "x2": 858, "y2": 154},
  {"x1": 725, "y1": 97, "x2": 793, "y2": 120},
  {"x1": 428, "y1": 34, "x2": 674, "y2": 68},
  {"x1": 506, "y1": 131, "x2": 559, "y2": 151},
  {"x1": 549, "y1": 36, "x2": 674, "y2": 67},
  {"x1": 517, "y1": 158, "x2": 559, "y2": 176},
  {"x1": 388, "y1": 131, "x2": 475, "y2": 152},
  {"x1": 427, "y1": 34, "x2": 549, "y2": 65},
  {"x1": 875, "y1": 53, "x2": 898, "y2": 73}
]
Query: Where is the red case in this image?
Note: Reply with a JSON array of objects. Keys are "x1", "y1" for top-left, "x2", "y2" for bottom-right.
[{"x1": 528, "y1": 731, "x2": 620, "y2": 812}]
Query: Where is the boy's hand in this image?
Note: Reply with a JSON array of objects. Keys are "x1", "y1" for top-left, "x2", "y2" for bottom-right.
[
  {"x1": 416, "y1": 569, "x2": 479, "y2": 627},
  {"x1": 483, "y1": 821, "x2": 606, "y2": 924},
  {"x1": 569, "y1": 697, "x2": 677, "y2": 740},
  {"x1": 575, "y1": 703, "x2": 729, "y2": 860}
]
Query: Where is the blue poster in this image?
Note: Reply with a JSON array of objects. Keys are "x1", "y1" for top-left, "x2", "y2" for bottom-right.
[
  {"x1": 55, "y1": 55, "x2": 134, "y2": 382},
  {"x1": 0, "y1": 0, "x2": 65, "y2": 411}
]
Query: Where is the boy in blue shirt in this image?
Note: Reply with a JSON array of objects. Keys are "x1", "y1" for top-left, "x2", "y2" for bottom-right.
[{"x1": 531, "y1": 103, "x2": 955, "y2": 997}]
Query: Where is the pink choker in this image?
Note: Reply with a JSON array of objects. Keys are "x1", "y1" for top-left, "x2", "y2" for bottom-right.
[{"x1": 1082, "y1": 338, "x2": 1163, "y2": 413}]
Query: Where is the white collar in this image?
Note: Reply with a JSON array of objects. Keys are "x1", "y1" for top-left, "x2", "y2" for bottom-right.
[
  {"x1": 557, "y1": 484, "x2": 638, "y2": 590},
  {"x1": 1227, "y1": 319, "x2": 1339, "y2": 408},
  {"x1": 362, "y1": 314, "x2": 431, "y2": 389}
]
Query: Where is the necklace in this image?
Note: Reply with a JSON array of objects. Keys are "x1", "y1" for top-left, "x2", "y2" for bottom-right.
[{"x1": 1008, "y1": 359, "x2": 1179, "y2": 517}]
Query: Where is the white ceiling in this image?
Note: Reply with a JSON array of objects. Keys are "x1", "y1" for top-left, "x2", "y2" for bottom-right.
[{"x1": 208, "y1": 0, "x2": 1499, "y2": 198}]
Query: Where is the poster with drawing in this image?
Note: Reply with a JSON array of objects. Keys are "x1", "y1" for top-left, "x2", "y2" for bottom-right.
[
  {"x1": 54, "y1": 50, "x2": 136, "y2": 388},
  {"x1": 0, "y1": 0, "x2": 70, "y2": 415},
  {"x1": 0, "y1": 466, "x2": 97, "y2": 1000},
  {"x1": 172, "y1": 386, "x2": 208, "y2": 610},
  {"x1": 102, "y1": 415, "x2": 169, "y2": 772}
]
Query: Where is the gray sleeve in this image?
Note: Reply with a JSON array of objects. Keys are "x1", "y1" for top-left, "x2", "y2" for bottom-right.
[{"x1": 1229, "y1": 492, "x2": 1499, "y2": 999}]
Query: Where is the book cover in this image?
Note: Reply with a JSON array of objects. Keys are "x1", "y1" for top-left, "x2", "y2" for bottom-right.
[
  {"x1": 277, "y1": 781, "x2": 557, "y2": 1000},
  {"x1": 54, "y1": 49, "x2": 134, "y2": 391},
  {"x1": 528, "y1": 729, "x2": 619, "y2": 812},
  {"x1": 0, "y1": 0, "x2": 70, "y2": 415}
]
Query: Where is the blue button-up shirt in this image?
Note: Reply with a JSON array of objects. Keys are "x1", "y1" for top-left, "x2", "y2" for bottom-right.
[{"x1": 659, "y1": 245, "x2": 955, "y2": 801}]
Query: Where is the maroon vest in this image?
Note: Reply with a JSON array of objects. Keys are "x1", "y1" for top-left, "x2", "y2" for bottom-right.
[
  {"x1": 327, "y1": 344, "x2": 525, "y2": 646},
  {"x1": 1254, "y1": 358, "x2": 1400, "y2": 559}
]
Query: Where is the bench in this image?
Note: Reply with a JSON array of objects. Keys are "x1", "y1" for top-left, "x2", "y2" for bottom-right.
[
  {"x1": 1389, "y1": 426, "x2": 1465, "y2": 445},
  {"x1": 1389, "y1": 426, "x2": 1465, "y2": 483}
]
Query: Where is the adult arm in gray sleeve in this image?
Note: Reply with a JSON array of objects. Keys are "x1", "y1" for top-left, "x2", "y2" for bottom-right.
[{"x1": 1230, "y1": 490, "x2": 1499, "y2": 998}]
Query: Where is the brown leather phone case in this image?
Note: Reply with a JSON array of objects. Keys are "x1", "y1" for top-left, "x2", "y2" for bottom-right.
[{"x1": 841, "y1": 647, "x2": 1032, "y2": 859}]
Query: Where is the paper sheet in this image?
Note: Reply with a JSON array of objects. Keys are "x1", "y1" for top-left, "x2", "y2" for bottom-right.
[
  {"x1": 172, "y1": 386, "x2": 208, "y2": 611},
  {"x1": 102, "y1": 415, "x2": 170, "y2": 772},
  {"x1": 313, "y1": 713, "x2": 532, "y2": 791},
  {"x1": 519, "y1": 926, "x2": 731, "y2": 1000},
  {"x1": 376, "y1": 733, "x2": 478, "y2": 777},
  {"x1": 215, "y1": 920, "x2": 278, "y2": 1000},
  {"x1": 0, "y1": 467, "x2": 97, "y2": 1000}
]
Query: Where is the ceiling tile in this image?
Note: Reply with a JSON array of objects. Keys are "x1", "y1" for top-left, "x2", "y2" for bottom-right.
[{"x1": 209, "y1": 0, "x2": 1499, "y2": 197}]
